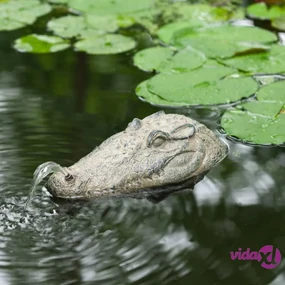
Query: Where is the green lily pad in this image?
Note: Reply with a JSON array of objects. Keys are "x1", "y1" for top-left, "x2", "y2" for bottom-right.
[
  {"x1": 158, "y1": 22, "x2": 192, "y2": 44},
  {"x1": 135, "y1": 66, "x2": 258, "y2": 106},
  {"x1": 221, "y1": 107, "x2": 285, "y2": 145},
  {"x1": 0, "y1": 0, "x2": 51, "y2": 31},
  {"x1": 149, "y1": 76, "x2": 258, "y2": 105},
  {"x1": 246, "y1": 2, "x2": 285, "y2": 20},
  {"x1": 49, "y1": 0, "x2": 69, "y2": 3},
  {"x1": 158, "y1": 22, "x2": 195, "y2": 44},
  {"x1": 133, "y1": 47, "x2": 206, "y2": 73},
  {"x1": 77, "y1": 29, "x2": 103, "y2": 38},
  {"x1": 147, "y1": 66, "x2": 236, "y2": 97},
  {"x1": 47, "y1": 15, "x2": 86, "y2": 38},
  {"x1": 157, "y1": 48, "x2": 206, "y2": 73},
  {"x1": 47, "y1": 14, "x2": 118, "y2": 38},
  {"x1": 69, "y1": 0, "x2": 153, "y2": 15},
  {"x1": 158, "y1": 4, "x2": 234, "y2": 44},
  {"x1": 256, "y1": 80, "x2": 285, "y2": 104},
  {"x1": 221, "y1": 45, "x2": 285, "y2": 74},
  {"x1": 13, "y1": 34, "x2": 70, "y2": 53},
  {"x1": 85, "y1": 14, "x2": 118, "y2": 33},
  {"x1": 162, "y1": 3, "x2": 231, "y2": 26},
  {"x1": 74, "y1": 34, "x2": 136, "y2": 54},
  {"x1": 133, "y1": 47, "x2": 174, "y2": 72},
  {"x1": 136, "y1": 80, "x2": 187, "y2": 107},
  {"x1": 172, "y1": 25, "x2": 276, "y2": 58},
  {"x1": 272, "y1": 16, "x2": 285, "y2": 31},
  {"x1": 221, "y1": 80, "x2": 285, "y2": 145},
  {"x1": 203, "y1": 59, "x2": 229, "y2": 69},
  {"x1": 239, "y1": 100, "x2": 283, "y2": 117},
  {"x1": 136, "y1": 66, "x2": 237, "y2": 107}
]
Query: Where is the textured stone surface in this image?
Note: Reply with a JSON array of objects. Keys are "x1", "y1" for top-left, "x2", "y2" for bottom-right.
[{"x1": 47, "y1": 111, "x2": 228, "y2": 200}]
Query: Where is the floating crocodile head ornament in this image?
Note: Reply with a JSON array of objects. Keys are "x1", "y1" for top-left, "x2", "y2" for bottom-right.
[{"x1": 47, "y1": 112, "x2": 228, "y2": 201}]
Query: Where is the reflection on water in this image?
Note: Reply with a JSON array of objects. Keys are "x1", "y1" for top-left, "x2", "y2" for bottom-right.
[{"x1": 0, "y1": 32, "x2": 285, "y2": 285}]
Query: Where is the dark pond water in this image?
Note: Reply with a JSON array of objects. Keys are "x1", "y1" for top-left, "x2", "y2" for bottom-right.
[{"x1": 0, "y1": 27, "x2": 285, "y2": 285}]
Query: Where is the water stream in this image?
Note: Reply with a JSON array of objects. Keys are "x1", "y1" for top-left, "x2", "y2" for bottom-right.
[{"x1": 24, "y1": 162, "x2": 64, "y2": 210}]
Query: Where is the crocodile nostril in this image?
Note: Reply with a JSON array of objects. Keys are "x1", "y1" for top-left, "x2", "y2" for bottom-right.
[{"x1": 65, "y1": 173, "x2": 74, "y2": 181}]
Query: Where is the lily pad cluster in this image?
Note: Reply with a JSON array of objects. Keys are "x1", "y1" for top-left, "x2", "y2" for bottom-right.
[
  {"x1": 133, "y1": 23, "x2": 279, "y2": 107},
  {"x1": 132, "y1": 2, "x2": 285, "y2": 145},
  {"x1": 2, "y1": 0, "x2": 241, "y2": 54},
  {"x1": 246, "y1": 2, "x2": 285, "y2": 31},
  {"x1": 2, "y1": 0, "x2": 284, "y2": 145},
  {"x1": 135, "y1": 50, "x2": 258, "y2": 107},
  {"x1": 14, "y1": 34, "x2": 70, "y2": 53},
  {"x1": 11, "y1": 0, "x2": 143, "y2": 54},
  {"x1": 171, "y1": 25, "x2": 276, "y2": 59},
  {"x1": 221, "y1": 80, "x2": 285, "y2": 145},
  {"x1": 0, "y1": 0, "x2": 51, "y2": 31}
]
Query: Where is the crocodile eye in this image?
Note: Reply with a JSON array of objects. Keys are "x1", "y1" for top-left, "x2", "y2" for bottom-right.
[
  {"x1": 147, "y1": 130, "x2": 170, "y2": 147},
  {"x1": 65, "y1": 173, "x2": 74, "y2": 182},
  {"x1": 152, "y1": 137, "x2": 166, "y2": 147}
]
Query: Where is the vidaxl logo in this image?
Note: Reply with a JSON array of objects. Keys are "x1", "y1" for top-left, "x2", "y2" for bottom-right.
[{"x1": 230, "y1": 245, "x2": 281, "y2": 269}]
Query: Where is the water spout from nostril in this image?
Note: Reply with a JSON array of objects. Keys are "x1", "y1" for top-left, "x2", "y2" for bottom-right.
[{"x1": 25, "y1": 161, "x2": 66, "y2": 211}]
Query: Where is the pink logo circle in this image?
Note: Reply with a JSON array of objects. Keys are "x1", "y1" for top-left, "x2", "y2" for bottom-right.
[{"x1": 258, "y1": 245, "x2": 281, "y2": 269}]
